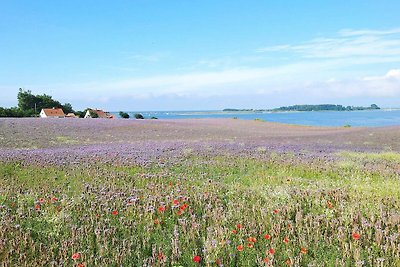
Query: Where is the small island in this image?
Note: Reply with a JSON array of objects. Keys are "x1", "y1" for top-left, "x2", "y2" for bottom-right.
[{"x1": 223, "y1": 104, "x2": 380, "y2": 112}]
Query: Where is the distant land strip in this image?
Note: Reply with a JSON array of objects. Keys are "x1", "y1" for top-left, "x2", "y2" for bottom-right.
[{"x1": 223, "y1": 104, "x2": 380, "y2": 112}]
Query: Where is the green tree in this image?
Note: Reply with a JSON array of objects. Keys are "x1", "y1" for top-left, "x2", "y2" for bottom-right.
[
  {"x1": 74, "y1": 110, "x2": 86, "y2": 118},
  {"x1": 89, "y1": 110, "x2": 99, "y2": 118},
  {"x1": 0, "y1": 107, "x2": 26, "y2": 117},
  {"x1": 119, "y1": 111, "x2": 130, "y2": 119},
  {"x1": 17, "y1": 89, "x2": 70, "y2": 115},
  {"x1": 134, "y1": 113, "x2": 144, "y2": 119},
  {"x1": 17, "y1": 89, "x2": 37, "y2": 115},
  {"x1": 370, "y1": 104, "x2": 380, "y2": 109},
  {"x1": 62, "y1": 103, "x2": 74, "y2": 114}
]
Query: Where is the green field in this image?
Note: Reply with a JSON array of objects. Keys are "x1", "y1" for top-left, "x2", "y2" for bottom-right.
[
  {"x1": 1, "y1": 118, "x2": 400, "y2": 266},
  {"x1": 1, "y1": 153, "x2": 400, "y2": 266}
]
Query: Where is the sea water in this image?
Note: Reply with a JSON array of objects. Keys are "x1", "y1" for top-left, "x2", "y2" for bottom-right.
[{"x1": 112, "y1": 109, "x2": 400, "y2": 127}]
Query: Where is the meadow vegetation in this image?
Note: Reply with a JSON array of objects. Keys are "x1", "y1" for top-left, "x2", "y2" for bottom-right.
[{"x1": 0, "y1": 118, "x2": 399, "y2": 266}]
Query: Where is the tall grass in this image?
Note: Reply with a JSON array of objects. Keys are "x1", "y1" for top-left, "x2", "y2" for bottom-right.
[{"x1": 1, "y1": 153, "x2": 400, "y2": 266}]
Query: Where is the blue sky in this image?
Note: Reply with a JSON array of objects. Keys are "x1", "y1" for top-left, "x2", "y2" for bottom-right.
[{"x1": 1, "y1": 0, "x2": 400, "y2": 110}]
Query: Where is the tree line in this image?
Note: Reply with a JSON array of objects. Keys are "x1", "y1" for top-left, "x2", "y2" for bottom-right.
[
  {"x1": 0, "y1": 89, "x2": 80, "y2": 117},
  {"x1": 224, "y1": 104, "x2": 380, "y2": 112},
  {"x1": 274, "y1": 104, "x2": 380, "y2": 112},
  {"x1": 0, "y1": 89, "x2": 155, "y2": 119}
]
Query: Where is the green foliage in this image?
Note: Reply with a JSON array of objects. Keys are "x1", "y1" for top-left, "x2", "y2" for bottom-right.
[
  {"x1": 275, "y1": 104, "x2": 381, "y2": 112},
  {"x1": 1, "y1": 152, "x2": 400, "y2": 266},
  {"x1": 224, "y1": 104, "x2": 381, "y2": 112},
  {"x1": 17, "y1": 88, "x2": 38, "y2": 112},
  {"x1": 119, "y1": 111, "x2": 130, "y2": 119},
  {"x1": 150, "y1": 116, "x2": 158, "y2": 119},
  {"x1": 134, "y1": 113, "x2": 144, "y2": 119},
  {"x1": 74, "y1": 111, "x2": 86, "y2": 118},
  {"x1": 62, "y1": 103, "x2": 74, "y2": 114},
  {"x1": 18, "y1": 88, "x2": 62, "y2": 115},
  {"x1": 370, "y1": 104, "x2": 380, "y2": 109},
  {"x1": 0, "y1": 88, "x2": 76, "y2": 117},
  {"x1": 0, "y1": 107, "x2": 28, "y2": 117},
  {"x1": 89, "y1": 110, "x2": 99, "y2": 118},
  {"x1": 343, "y1": 124, "x2": 351, "y2": 128}
]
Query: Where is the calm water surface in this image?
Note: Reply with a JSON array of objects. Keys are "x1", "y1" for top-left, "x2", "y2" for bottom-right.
[{"x1": 113, "y1": 109, "x2": 400, "y2": 127}]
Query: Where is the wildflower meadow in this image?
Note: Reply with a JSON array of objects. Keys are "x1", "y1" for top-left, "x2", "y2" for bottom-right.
[{"x1": 0, "y1": 118, "x2": 399, "y2": 266}]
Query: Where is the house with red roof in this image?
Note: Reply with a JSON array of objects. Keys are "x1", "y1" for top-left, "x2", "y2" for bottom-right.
[
  {"x1": 40, "y1": 108, "x2": 65, "y2": 118},
  {"x1": 84, "y1": 109, "x2": 115, "y2": 119}
]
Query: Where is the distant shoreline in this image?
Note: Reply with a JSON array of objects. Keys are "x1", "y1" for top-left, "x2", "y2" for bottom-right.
[{"x1": 223, "y1": 104, "x2": 381, "y2": 112}]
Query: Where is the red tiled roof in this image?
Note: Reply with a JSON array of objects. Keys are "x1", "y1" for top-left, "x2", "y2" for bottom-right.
[
  {"x1": 42, "y1": 108, "x2": 65, "y2": 117},
  {"x1": 94, "y1": 109, "x2": 108, "y2": 118},
  {"x1": 88, "y1": 109, "x2": 114, "y2": 118}
]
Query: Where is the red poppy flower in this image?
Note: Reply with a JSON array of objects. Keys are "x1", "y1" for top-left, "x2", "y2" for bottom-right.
[
  {"x1": 71, "y1": 253, "x2": 80, "y2": 260},
  {"x1": 352, "y1": 232, "x2": 360, "y2": 240},
  {"x1": 215, "y1": 259, "x2": 221, "y2": 265},
  {"x1": 247, "y1": 243, "x2": 253, "y2": 248},
  {"x1": 35, "y1": 204, "x2": 41, "y2": 210},
  {"x1": 157, "y1": 252, "x2": 165, "y2": 260},
  {"x1": 39, "y1": 198, "x2": 45, "y2": 203},
  {"x1": 56, "y1": 205, "x2": 62, "y2": 212},
  {"x1": 264, "y1": 234, "x2": 271, "y2": 240},
  {"x1": 327, "y1": 201, "x2": 334, "y2": 209},
  {"x1": 237, "y1": 245, "x2": 244, "y2": 251},
  {"x1": 300, "y1": 247, "x2": 307, "y2": 254},
  {"x1": 173, "y1": 199, "x2": 179, "y2": 205},
  {"x1": 154, "y1": 219, "x2": 159, "y2": 225},
  {"x1": 273, "y1": 209, "x2": 279, "y2": 214},
  {"x1": 283, "y1": 236, "x2": 289, "y2": 244},
  {"x1": 269, "y1": 248, "x2": 275, "y2": 255},
  {"x1": 158, "y1": 206, "x2": 166, "y2": 212},
  {"x1": 112, "y1": 210, "x2": 118, "y2": 216},
  {"x1": 177, "y1": 210, "x2": 183, "y2": 216},
  {"x1": 288, "y1": 223, "x2": 292, "y2": 229},
  {"x1": 231, "y1": 229, "x2": 237, "y2": 234},
  {"x1": 247, "y1": 237, "x2": 257, "y2": 243},
  {"x1": 51, "y1": 197, "x2": 58, "y2": 202},
  {"x1": 193, "y1": 255, "x2": 201, "y2": 263},
  {"x1": 77, "y1": 264, "x2": 84, "y2": 267},
  {"x1": 285, "y1": 259, "x2": 292, "y2": 265},
  {"x1": 236, "y1": 223, "x2": 242, "y2": 229},
  {"x1": 263, "y1": 257, "x2": 269, "y2": 263}
]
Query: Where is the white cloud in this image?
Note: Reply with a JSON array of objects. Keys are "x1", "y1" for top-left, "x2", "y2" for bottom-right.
[
  {"x1": 3, "y1": 28, "x2": 400, "y2": 109},
  {"x1": 338, "y1": 28, "x2": 400, "y2": 37},
  {"x1": 310, "y1": 69, "x2": 400, "y2": 98},
  {"x1": 257, "y1": 28, "x2": 400, "y2": 59}
]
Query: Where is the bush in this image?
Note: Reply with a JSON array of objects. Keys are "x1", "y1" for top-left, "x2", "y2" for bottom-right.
[
  {"x1": 74, "y1": 111, "x2": 85, "y2": 118},
  {"x1": 134, "y1": 113, "x2": 144, "y2": 119},
  {"x1": 89, "y1": 110, "x2": 99, "y2": 118},
  {"x1": 119, "y1": 111, "x2": 130, "y2": 119},
  {"x1": 150, "y1": 116, "x2": 158, "y2": 119}
]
